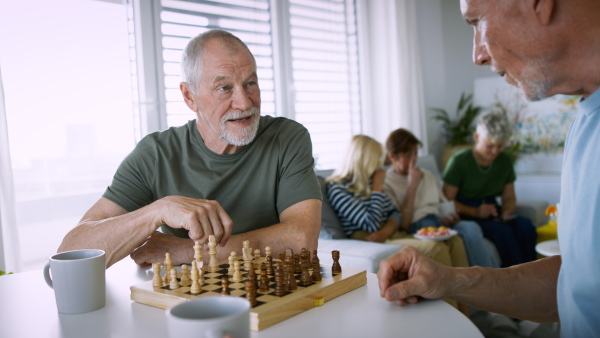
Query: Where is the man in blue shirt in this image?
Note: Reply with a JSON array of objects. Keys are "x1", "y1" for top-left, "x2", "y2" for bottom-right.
[{"x1": 377, "y1": 1, "x2": 600, "y2": 336}]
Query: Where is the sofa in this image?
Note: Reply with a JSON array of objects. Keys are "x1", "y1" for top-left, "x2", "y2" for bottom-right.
[{"x1": 315, "y1": 155, "x2": 549, "y2": 273}]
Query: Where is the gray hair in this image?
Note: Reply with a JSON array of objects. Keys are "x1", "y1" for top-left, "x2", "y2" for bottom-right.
[
  {"x1": 476, "y1": 110, "x2": 513, "y2": 143},
  {"x1": 181, "y1": 29, "x2": 256, "y2": 94}
]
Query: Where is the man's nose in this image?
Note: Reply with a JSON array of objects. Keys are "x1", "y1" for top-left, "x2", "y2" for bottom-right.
[
  {"x1": 231, "y1": 87, "x2": 253, "y2": 111},
  {"x1": 473, "y1": 30, "x2": 490, "y2": 66}
]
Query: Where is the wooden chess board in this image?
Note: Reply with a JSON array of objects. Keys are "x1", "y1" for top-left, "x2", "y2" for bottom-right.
[{"x1": 130, "y1": 258, "x2": 367, "y2": 331}]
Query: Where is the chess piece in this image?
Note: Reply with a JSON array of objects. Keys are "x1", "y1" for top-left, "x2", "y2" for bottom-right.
[
  {"x1": 299, "y1": 265, "x2": 313, "y2": 287},
  {"x1": 332, "y1": 250, "x2": 342, "y2": 274},
  {"x1": 312, "y1": 250, "x2": 322, "y2": 282},
  {"x1": 190, "y1": 261, "x2": 201, "y2": 294},
  {"x1": 232, "y1": 261, "x2": 242, "y2": 282},
  {"x1": 259, "y1": 263, "x2": 269, "y2": 292},
  {"x1": 194, "y1": 240, "x2": 204, "y2": 270},
  {"x1": 169, "y1": 268, "x2": 179, "y2": 290},
  {"x1": 293, "y1": 254, "x2": 302, "y2": 274},
  {"x1": 208, "y1": 235, "x2": 218, "y2": 271},
  {"x1": 152, "y1": 262, "x2": 163, "y2": 287},
  {"x1": 285, "y1": 256, "x2": 297, "y2": 291},
  {"x1": 266, "y1": 255, "x2": 274, "y2": 275},
  {"x1": 265, "y1": 246, "x2": 271, "y2": 258},
  {"x1": 164, "y1": 252, "x2": 173, "y2": 284},
  {"x1": 247, "y1": 261, "x2": 258, "y2": 290},
  {"x1": 179, "y1": 264, "x2": 191, "y2": 286},
  {"x1": 199, "y1": 268, "x2": 205, "y2": 285},
  {"x1": 221, "y1": 276, "x2": 230, "y2": 295},
  {"x1": 273, "y1": 268, "x2": 286, "y2": 297},
  {"x1": 228, "y1": 253, "x2": 235, "y2": 275},
  {"x1": 245, "y1": 279, "x2": 257, "y2": 307},
  {"x1": 254, "y1": 249, "x2": 261, "y2": 262},
  {"x1": 242, "y1": 240, "x2": 253, "y2": 271}
]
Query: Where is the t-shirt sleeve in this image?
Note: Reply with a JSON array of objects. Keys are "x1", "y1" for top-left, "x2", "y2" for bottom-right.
[
  {"x1": 102, "y1": 137, "x2": 156, "y2": 212},
  {"x1": 442, "y1": 153, "x2": 463, "y2": 188},
  {"x1": 276, "y1": 123, "x2": 322, "y2": 214}
]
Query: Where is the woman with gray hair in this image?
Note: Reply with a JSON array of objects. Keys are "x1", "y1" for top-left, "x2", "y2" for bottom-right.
[{"x1": 441, "y1": 110, "x2": 537, "y2": 267}]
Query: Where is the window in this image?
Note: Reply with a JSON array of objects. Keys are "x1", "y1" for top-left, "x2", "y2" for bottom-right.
[
  {"x1": 0, "y1": 0, "x2": 135, "y2": 270},
  {"x1": 129, "y1": 0, "x2": 361, "y2": 169}
]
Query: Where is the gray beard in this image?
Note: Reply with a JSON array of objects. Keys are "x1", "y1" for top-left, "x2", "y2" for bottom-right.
[{"x1": 219, "y1": 106, "x2": 260, "y2": 146}]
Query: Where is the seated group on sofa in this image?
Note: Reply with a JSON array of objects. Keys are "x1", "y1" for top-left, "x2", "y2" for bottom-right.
[{"x1": 318, "y1": 112, "x2": 538, "y2": 277}]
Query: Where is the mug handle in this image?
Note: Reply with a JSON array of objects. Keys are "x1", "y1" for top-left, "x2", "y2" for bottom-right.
[{"x1": 43, "y1": 262, "x2": 53, "y2": 289}]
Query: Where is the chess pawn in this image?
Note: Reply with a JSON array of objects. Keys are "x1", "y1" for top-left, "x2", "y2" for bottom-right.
[
  {"x1": 293, "y1": 254, "x2": 302, "y2": 274},
  {"x1": 169, "y1": 268, "x2": 179, "y2": 290},
  {"x1": 194, "y1": 240, "x2": 203, "y2": 270},
  {"x1": 247, "y1": 261, "x2": 258, "y2": 290},
  {"x1": 312, "y1": 256, "x2": 322, "y2": 282},
  {"x1": 199, "y1": 268, "x2": 205, "y2": 285},
  {"x1": 228, "y1": 253, "x2": 235, "y2": 275},
  {"x1": 285, "y1": 256, "x2": 297, "y2": 291},
  {"x1": 208, "y1": 235, "x2": 219, "y2": 271},
  {"x1": 179, "y1": 264, "x2": 191, "y2": 286},
  {"x1": 273, "y1": 268, "x2": 286, "y2": 297},
  {"x1": 266, "y1": 255, "x2": 274, "y2": 275},
  {"x1": 265, "y1": 246, "x2": 272, "y2": 258},
  {"x1": 152, "y1": 262, "x2": 163, "y2": 287},
  {"x1": 259, "y1": 263, "x2": 269, "y2": 292},
  {"x1": 299, "y1": 264, "x2": 313, "y2": 287},
  {"x1": 332, "y1": 250, "x2": 342, "y2": 274},
  {"x1": 221, "y1": 276, "x2": 230, "y2": 295},
  {"x1": 164, "y1": 252, "x2": 173, "y2": 284},
  {"x1": 232, "y1": 261, "x2": 242, "y2": 282},
  {"x1": 190, "y1": 261, "x2": 201, "y2": 294},
  {"x1": 245, "y1": 279, "x2": 257, "y2": 307},
  {"x1": 254, "y1": 249, "x2": 261, "y2": 262}
]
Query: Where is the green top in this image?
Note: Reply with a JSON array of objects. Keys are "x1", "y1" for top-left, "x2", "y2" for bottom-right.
[
  {"x1": 103, "y1": 115, "x2": 322, "y2": 237},
  {"x1": 442, "y1": 147, "x2": 516, "y2": 200}
]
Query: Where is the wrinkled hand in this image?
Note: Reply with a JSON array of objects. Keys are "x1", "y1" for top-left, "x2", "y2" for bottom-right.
[
  {"x1": 130, "y1": 231, "x2": 194, "y2": 267},
  {"x1": 159, "y1": 196, "x2": 233, "y2": 246},
  {"x1": 477, "y1": 203, "x2": 498, "y2": 219},
  {"x1": 440, "y1": 212, "x2": 460, "y2": 226},
  {"x1": 378, "y1": 247, "x2": 453, "y2": 306}
]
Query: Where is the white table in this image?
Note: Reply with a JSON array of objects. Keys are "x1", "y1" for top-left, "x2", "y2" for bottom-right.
[
  {"x1": 0, "y1": 258, "x2": 483, "y2": 338},
  {"x1": 536, "y1": 239, "x2": 561, "y2": 256}
]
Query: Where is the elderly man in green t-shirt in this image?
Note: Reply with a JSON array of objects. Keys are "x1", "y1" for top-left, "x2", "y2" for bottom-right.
[{"x1": 58, "y1": 29, "x2": 322, "y2": 268}]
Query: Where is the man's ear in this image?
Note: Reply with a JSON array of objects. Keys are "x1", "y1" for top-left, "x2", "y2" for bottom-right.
[
  {"x1": 530, "y1": 0, "x2": 555, "y2": 26},
  {"x1": 180, "y1": 82, "x2": 198, "y2": 112}
]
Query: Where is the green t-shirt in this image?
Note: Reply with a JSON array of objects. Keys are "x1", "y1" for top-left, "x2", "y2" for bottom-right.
[
  {"x1": 442, "y1": 147, "x2": 516, "y2": 200},
  {"x1": 103, "y1": 115, "x2": 322, "y2": 237}
]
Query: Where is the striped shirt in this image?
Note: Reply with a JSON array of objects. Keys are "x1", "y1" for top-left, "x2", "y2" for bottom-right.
[{"x1": 326, "y1": 181, "x2": 401, "y2": 236}]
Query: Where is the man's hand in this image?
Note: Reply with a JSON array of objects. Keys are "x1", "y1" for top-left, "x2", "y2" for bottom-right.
[
  {"x1": 158, "y1": 196, "x2": 233, "y2": 246},
  {"x1": 407, "y1": 158, "x2": 424, "y2": 187},
  {"x1": 477, "y1": 203, "x2": 498, "y2": 219},
  {"x1": 378, "y1": 247, "x2": 454, "y2": 306},
  {"x1": 130, "y1": 231, "x2": 194, "y2": 267}
]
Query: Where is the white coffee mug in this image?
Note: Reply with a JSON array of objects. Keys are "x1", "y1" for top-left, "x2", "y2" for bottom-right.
[
  {"x1": 43, "y1": 249, "x2": 106, "y2": 314},
  {"x1": 166, "y1": 296, "x2": 251, "y2": 338},
  {"x1": 438, "y1": 201, "x2": 457, "y2": 217}
]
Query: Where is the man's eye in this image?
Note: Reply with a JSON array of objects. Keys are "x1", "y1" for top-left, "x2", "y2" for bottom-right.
[
  {"x1": 248, "y1": 81, "x2": 257, "y2": 86},
  {"x1": 219, "y1": 85, "x2": 230, "y2": 91}
]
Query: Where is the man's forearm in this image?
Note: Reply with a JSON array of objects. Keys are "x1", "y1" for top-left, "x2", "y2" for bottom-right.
[
  {"x1": 450, "y1": 256, "x2": 561, "y2": 322},
  {"x1": 58, "y1": 202, "x2": 162, "y2": 267}
]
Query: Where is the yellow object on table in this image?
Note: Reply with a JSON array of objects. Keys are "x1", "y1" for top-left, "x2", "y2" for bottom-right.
[{"x1": 536, "y1": 223, "x2": 558, "y2": 259}]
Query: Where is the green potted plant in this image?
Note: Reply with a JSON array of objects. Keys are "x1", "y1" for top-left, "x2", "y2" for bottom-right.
[{"x1": 430, "y1": 92, "x2": 482, "y2": 169}]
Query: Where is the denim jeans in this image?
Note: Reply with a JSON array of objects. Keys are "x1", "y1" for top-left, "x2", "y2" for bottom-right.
[{"x1": 408, "y1": 214, "x2": 500, "y2": 268}]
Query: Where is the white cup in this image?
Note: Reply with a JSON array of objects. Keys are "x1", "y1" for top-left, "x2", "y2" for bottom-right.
[
  {"x1": 166, "y1": 296, "x2": 251, "y2": 338},
  {"x1": 43, "y1": 249, "x2": 106, "y2": 314},
  {"x1": 438, "y1": 201, "x2": 456, "y2": 217}
]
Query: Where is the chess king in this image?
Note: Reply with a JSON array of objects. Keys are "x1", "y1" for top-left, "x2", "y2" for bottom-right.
[{"x1": 58, "y1": 29, "x2": 323, "y2": 268}]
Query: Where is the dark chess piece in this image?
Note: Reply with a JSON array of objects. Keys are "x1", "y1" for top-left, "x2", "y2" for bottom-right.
[
  {"x1": 312, "y1": 250, "x2": 322, "y2": 281},
  {"x1": 221, "y1": 276, "x2": 230, "y2": 295},
  {"x1": 293, "y1": 254, "x2": 302, "y2": 274},
  {"x1": 259, "y1": 263, "x2": 270, "y2": 292},
  {"x1": 285, "y1": 256, "x2": 298, "y2": 291},
  {"x1": 332, "y1": 250, "x2": 342, "y2": 274},
  {"x1": 274, "y1": 268, "x2": 286, "y2": 297},
  {"x1": 245, "y1": 279, "x2": 257, "y2": 307},
  {"x1": 266, "y1": 255, "x2": 274, "y2": 275}
]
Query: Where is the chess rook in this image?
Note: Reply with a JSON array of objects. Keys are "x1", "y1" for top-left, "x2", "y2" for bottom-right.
[{"x1": 332, "y1": 250, "x2": 342, "y2": 274}]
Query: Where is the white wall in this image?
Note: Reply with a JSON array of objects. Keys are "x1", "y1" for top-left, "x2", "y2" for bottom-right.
[{"x1": 415, "y1": 0, "x2": 492, "y2": 164}]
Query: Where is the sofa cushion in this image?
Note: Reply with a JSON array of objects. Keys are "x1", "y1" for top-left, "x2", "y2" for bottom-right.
[{"x1": 316, "y1": 175, "x2": 346, "y2": 239}]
